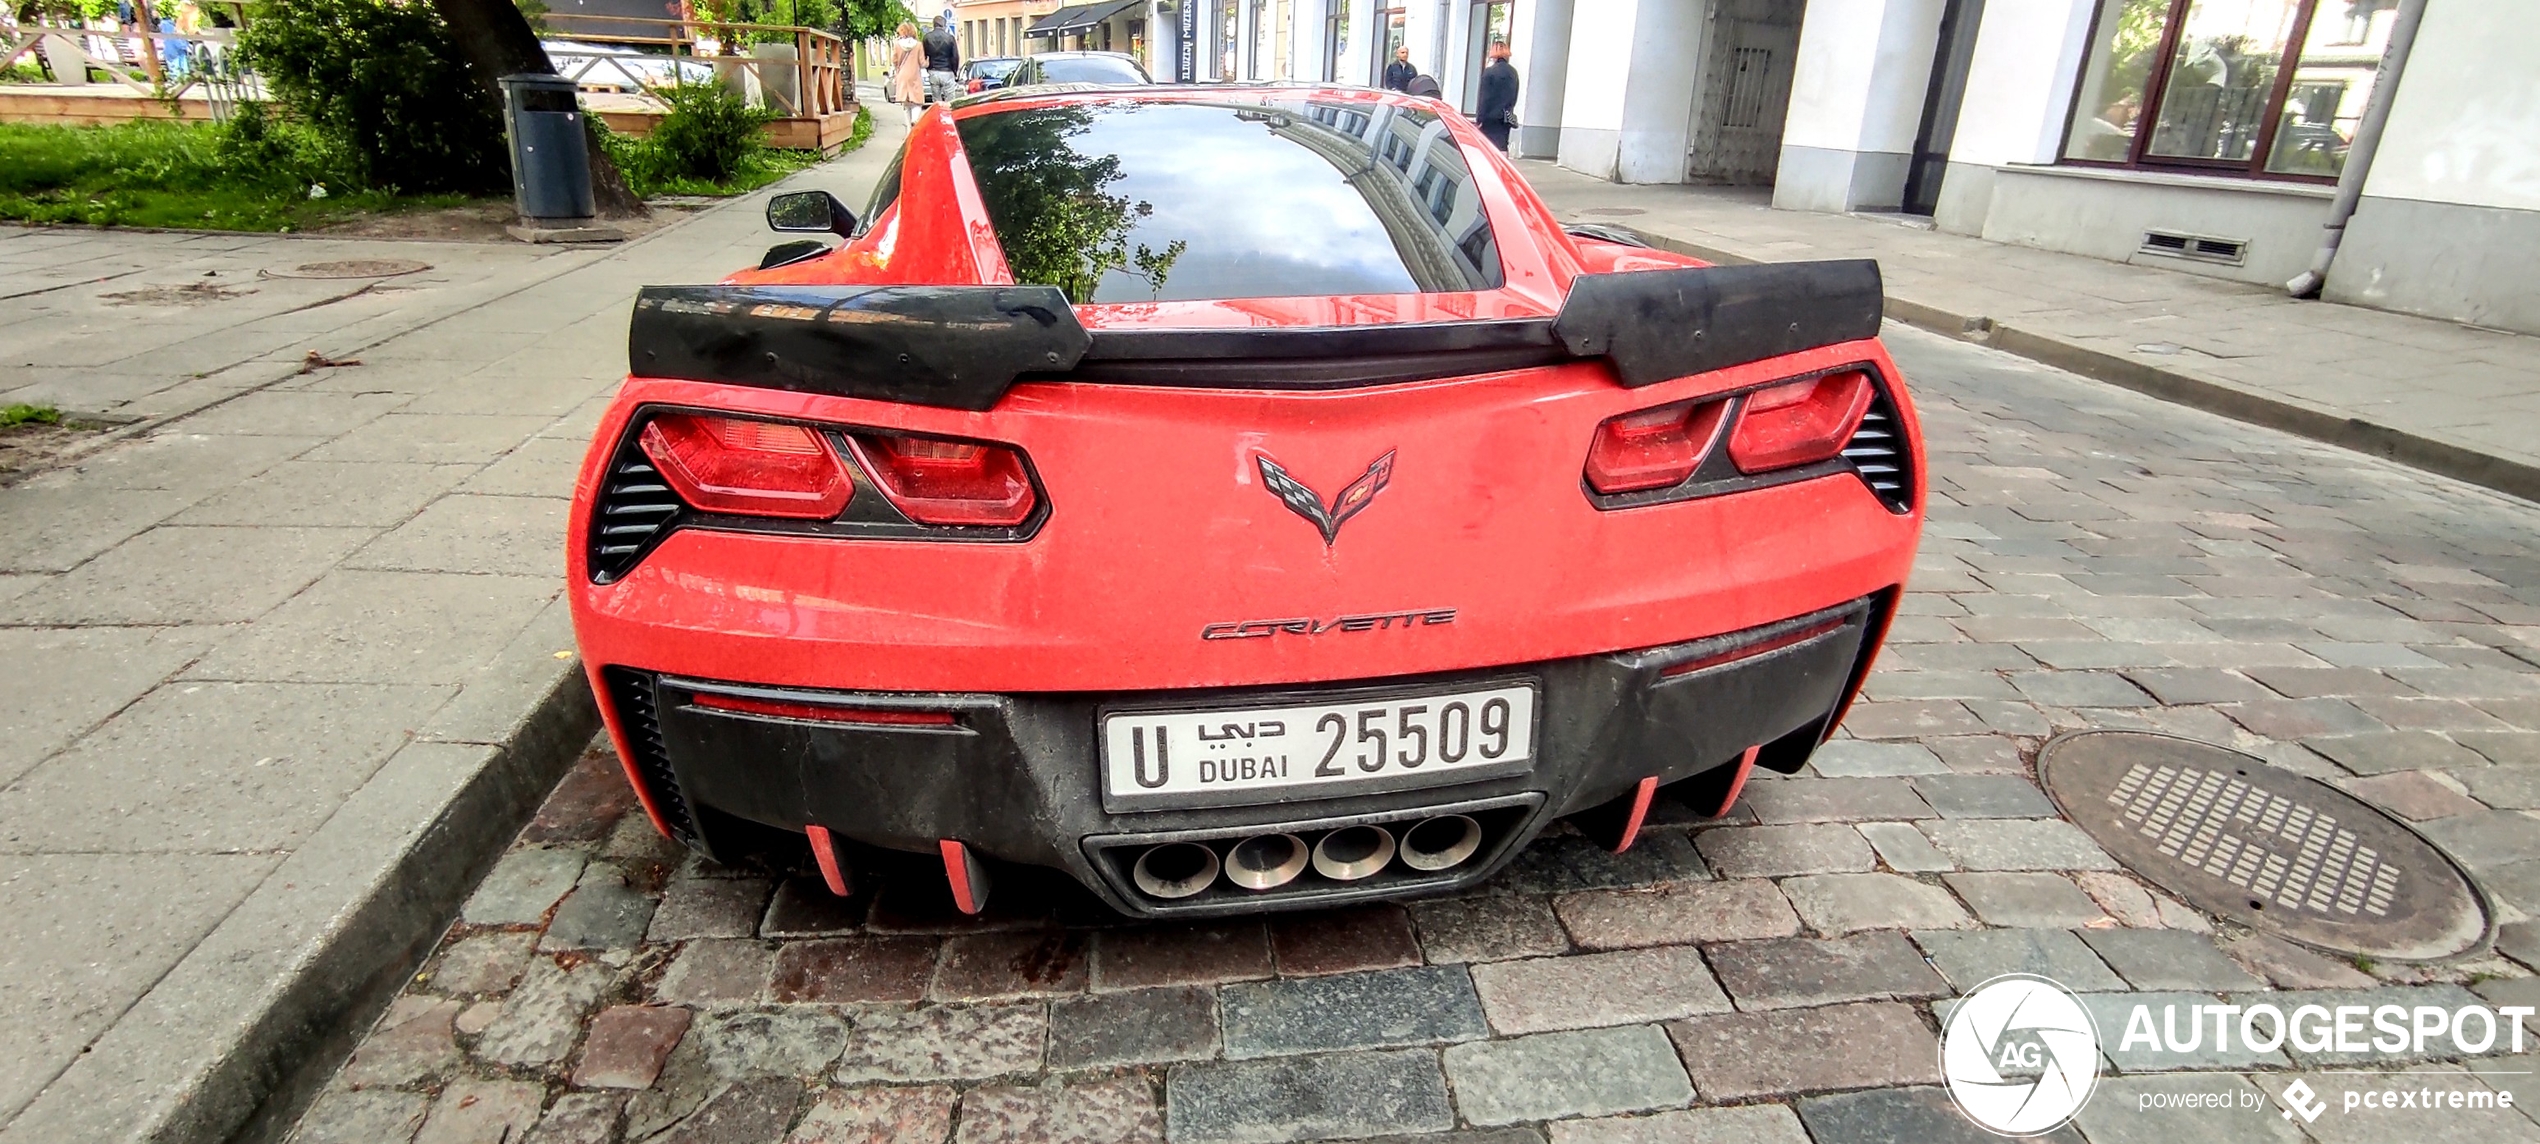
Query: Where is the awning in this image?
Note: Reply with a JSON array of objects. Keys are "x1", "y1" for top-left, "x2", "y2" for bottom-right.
[{"x1": 1026, "y1": 0, "x2": 1140, "y2": 38}]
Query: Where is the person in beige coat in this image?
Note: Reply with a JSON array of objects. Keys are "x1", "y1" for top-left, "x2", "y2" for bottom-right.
[{"x1": 888, "y1": 22, "x2": 926, "y2": 124}]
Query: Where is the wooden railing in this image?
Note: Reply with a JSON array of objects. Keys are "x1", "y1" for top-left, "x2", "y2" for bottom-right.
[
  {"x1": 533, "y1": 13, "x2": 849, "y2": 120},
  {"x1": 2, "y1": 25, "x2": 256, "y2": 104}
]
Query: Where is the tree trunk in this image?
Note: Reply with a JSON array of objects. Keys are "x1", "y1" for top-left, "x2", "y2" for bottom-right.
[{"x1": 430, "y1": 0, "x2": 649, "y2": 218}]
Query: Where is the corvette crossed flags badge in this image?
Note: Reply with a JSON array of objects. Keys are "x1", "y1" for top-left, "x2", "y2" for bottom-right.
[{"x1": 1255, "y1": 450, "x2": 1396, "y2": 546}]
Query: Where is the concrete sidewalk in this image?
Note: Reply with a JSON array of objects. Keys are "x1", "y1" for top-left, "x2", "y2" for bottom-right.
[
  {"x1": 0, "y1": 120, "x2": 900, "y2": 1143},
  {"x1": 1518, "y1": 162, "x2": 2540, "y2": 503}
]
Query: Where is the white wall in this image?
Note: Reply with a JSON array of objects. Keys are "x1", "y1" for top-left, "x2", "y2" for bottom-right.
[
  {"x1": 1510, "y1": 0, "x2": 1575, "y2": 156},
  {"x1": 1775, "y1": 0, "x2": 1941, "y2": 210},
  {"x1": 1290, "y1": 0, "x2": 1329, "y2": 81},
  {"x1": 2360, "y1": 2, "x2": 2540, "y2": 213},
  {"x1": 1555, "y1": 0, "x2": 1638, "y2": 174},
  {"x1": 1555, "y1": 0, "x2": 1708, "y2": 181},
  {"x1": 1781, "y1": 0, "x2": 1878, "y2": 151},
  {"x1": 1615, "y1": 0, "x2": 1710, "y2": 182},
  {"x1": 1947, "y1": 0, "x2": 2094, "y2": 167},
  {"x1": 1403, "y1": 0, "x2": 1443, "y2": 79}
]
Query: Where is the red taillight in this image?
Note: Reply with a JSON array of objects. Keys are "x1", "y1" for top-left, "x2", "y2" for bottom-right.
[
  {"x1": 1727, "y1": 370, "x2": 1873, "y2": 474},
  {"x1": 640, "y1": 413, "x2": 853, "y2": 519},
  {"x1": 848, "y1": 432, "x2": 1037, "y2": 527},
  {"x1": 690, "y1": 692, "x2": 958, "y2": 726},
  {"x1": 1585, "y1": 398, "x2": 1727, "y2": 494}
]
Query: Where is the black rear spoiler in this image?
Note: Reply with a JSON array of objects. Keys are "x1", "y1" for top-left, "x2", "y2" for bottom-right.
[{"x1": 626, "y1": 259, "x2": 1882, "y2": 412}]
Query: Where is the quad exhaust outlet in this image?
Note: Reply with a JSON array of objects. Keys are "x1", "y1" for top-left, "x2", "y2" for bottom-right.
[
  {"x1": 1122, "y1": 814, "x2": 1493, "y2": 899},
  {"x1": 1310, "y1": 825, "x2": 1398, "y2": 882},
  {"x1": 1399, "y1": 814, "x2": 1483, "y2": 871},
  {"x1": 1225, "y1": 833, "x2": 1310, "y2": 890},
  {"x1": 1131, "y1": 841, "x2": 1220, "y2": 899}
]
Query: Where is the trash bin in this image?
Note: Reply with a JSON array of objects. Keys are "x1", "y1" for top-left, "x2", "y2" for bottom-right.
[{"x1": 500, "y1": 73, "x2": 595, "y2": 222}]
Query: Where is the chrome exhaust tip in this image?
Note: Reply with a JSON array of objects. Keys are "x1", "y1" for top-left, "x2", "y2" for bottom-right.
[
  {"x1": 1224, "y1": 833, "x2": 1310, "y2": 890},
  {"x1": 1310, "y1": 825, "x2": 1397, "y2": 882},
  {"x1": 1132, "y1": 842, "x2": 1221, "y2": 899},
  {"x1": 1399, "y1": 814, "x2": 1483, "y2": 871}
]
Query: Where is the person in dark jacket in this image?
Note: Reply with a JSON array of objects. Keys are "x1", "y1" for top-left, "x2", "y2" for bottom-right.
[
  {"x1": 922, "y1": 14, "x2": 962, "y2": 104},
  {"x1": 1474, "y1": 38, "x2": 1518, "y2": 152},
  {"x1": 1383, "y1": 46, "x2": 1417, "y2": 91}
]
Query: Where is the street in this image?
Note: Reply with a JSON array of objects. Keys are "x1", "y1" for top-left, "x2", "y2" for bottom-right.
[{"x1": 288, "y1": 317, "x2": 2540, "y2": 1144}]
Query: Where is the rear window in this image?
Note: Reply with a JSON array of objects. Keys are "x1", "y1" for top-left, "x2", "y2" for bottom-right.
[
  {"x1": 955, "y1": 98, "x2": 1504, "y2": 304},
  {"x1": 1034, "y1": 56, "x2": 1145, "y2": 84}
]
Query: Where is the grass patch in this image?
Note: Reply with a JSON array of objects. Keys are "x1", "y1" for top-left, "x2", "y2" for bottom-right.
[
  {"x1": 844, "y1": 103, "x2": 874, "y2": 153},
  {"x1": 0, "y1": 404, "x2": 62, "y2": 427},
  {"x1": 0, "y1": 120, "x2": 472, "y2": 231}
]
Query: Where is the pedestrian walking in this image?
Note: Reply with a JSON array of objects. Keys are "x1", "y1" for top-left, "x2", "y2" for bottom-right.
[
  {"x1": 1382, "y1": 46, "x2": 1416, "y2": 91},
  {"x1": 1475, "y1": 38, "x2": 1518, "y2": 152},
  {"x1": 889, "y1": 21, "x2": 925, "y2": 124},
  {"x1": 922, "y1": 13, "x2": 962, "y2": 107}
]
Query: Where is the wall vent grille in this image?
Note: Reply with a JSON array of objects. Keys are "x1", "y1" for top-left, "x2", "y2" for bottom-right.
[{"x1": 2141, "y1": 230, "x2": 2248, "y2": 266}]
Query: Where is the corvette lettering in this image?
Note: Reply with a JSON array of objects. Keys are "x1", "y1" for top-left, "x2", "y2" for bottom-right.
[{"x1": 1200, "y1": 609, "x2": 1457, "y2": 640}]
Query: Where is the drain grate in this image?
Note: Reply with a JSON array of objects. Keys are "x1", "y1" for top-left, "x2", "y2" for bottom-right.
[{"x1": 2041, "y1": 730, "x2": 2488, "y2": 962}]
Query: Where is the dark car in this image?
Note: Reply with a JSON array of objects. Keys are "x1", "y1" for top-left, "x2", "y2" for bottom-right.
[
  {"x1": 964, "y1": 55, "x2": 1022, "y2": 93},
  {"x1": 1005, "y1": 50, "x2": 1151, "y2": 87},
  {"x1": 578, "y1": 86, "x2": 1921, "y2": 919}
]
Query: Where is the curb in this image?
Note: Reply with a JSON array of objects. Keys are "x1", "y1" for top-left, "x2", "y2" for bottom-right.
[
  {"x1": 215, "y1": 668, "x2": 601, "y2": 1144},
  {"x1": 1611, "y1": 226, "x2": 2540, "y2": 506}
]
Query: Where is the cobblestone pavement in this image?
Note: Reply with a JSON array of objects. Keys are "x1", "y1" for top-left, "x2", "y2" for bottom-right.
[{"x1": 289, "y1": 326, "x2": 2540, "y2": 1144}]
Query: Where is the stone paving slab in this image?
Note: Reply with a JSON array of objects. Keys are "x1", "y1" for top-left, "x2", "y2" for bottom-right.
[{"x1": 0, "y1": 126, "x2": 906, "y2": 1144}]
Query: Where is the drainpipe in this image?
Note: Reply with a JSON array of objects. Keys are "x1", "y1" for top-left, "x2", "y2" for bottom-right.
[{"x1": 2285, "y1": 0, "x2": 2426, "y2": 298}]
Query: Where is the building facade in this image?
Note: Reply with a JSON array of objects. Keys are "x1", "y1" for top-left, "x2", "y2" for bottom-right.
[{"x1": 1149, "y1": 0, "x2": 2533, "y2": 335}]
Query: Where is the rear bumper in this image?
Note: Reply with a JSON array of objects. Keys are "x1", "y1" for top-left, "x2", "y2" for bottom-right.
[{"x1": 596, "y1": 592, "x2": 1890, "y2": 917}]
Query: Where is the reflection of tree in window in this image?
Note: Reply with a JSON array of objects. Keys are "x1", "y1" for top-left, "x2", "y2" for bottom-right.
[
  {"x1": 2063, "y1": 0, "x2": 2170, "y2": 161},
  {"x1": 959, "y1": 106, "x2": 1187, "y2": 303}
]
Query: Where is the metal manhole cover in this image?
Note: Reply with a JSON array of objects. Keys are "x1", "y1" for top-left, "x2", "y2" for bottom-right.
[
  {"x1": 2041, "y1": 730, "x2": 2488, "y2": 961},
  {"x1": 266, "y1": 259, "x2": 432, "y2": 279}
]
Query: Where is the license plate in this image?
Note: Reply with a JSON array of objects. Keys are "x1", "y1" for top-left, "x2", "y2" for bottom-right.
[{"x1": 1100, "y1": 683, "x2": 1537, "y2": 811}]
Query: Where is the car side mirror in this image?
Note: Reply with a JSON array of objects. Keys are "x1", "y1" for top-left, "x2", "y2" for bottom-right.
[{"x1": 766, "y1": 190, "x2": 858, "y2": 238}]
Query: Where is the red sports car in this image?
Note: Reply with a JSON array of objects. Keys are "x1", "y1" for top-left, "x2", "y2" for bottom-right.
[{"x1": 571, "y1": 84, "x2": 1924, "y2": 917}]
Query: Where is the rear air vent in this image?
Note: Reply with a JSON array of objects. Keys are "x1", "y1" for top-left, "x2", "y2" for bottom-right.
[
  {"x1": 587, "y1": 429, "x2": 684, "y2": 584},
  {"x1": 1841, "y1": 386, "x2": 1912, "y2": 513},
  {"x1": 602, "y1": 667, "x2": 697, "y2": 844},
  {"x1": 2140, "y1": 230, "x2": 2246, "y2": 266}
]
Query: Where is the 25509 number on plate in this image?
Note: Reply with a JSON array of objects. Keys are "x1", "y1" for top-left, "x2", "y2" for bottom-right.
[{"x1": 1100, "y1": 683, "x2": 1537, "y2": 811}]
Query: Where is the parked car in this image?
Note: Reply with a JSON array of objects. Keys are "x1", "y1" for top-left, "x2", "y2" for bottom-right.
[
  {"x1": 574, "y1": 85, "x2": 1922, "y2": 919},
  {"x1": 964, "y1": 55, "x2": 1024, "y2": 93},
  {"x1": 1002, "y1": 50, "x2": 1150, "y2": 87}
]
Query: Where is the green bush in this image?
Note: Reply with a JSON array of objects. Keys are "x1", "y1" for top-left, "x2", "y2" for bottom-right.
[
  {"x1": 639, "y1": 81, "x2": 771, "y2": 185},
  {"x1": 233, "y1": 0, "x2": 506, "y2": 194},
  {"x1": 212, "y1": 101, "x2": 356, "y2": 191}
]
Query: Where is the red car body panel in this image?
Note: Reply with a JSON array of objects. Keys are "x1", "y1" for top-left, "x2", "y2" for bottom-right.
[
  {"x1": 572, "y1": 338, "x2": 1918, "y2": 694},
  {"x1": 570, "y1": 84, "x2": 1925, "y2": 913}
]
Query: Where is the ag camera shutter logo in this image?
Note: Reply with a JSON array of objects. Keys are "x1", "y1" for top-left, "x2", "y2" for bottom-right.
[{"x1": 1942, "y1": 974, "x2": 2102, "y2": 1136}]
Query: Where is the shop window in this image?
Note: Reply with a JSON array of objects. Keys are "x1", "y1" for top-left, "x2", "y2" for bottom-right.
[{"x1": 2061, "y1": 0, "x2": 2392, "y2": 181}]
